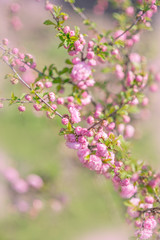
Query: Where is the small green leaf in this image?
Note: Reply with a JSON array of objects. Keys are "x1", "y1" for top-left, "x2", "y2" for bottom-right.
[{"x1": 43, "y1": 20, "x2": 54, "y2": 25}]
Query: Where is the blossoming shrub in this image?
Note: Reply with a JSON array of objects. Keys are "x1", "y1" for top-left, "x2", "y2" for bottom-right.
[{"x1": 1, "y1": 0, "x2": 160, "y2": 239}]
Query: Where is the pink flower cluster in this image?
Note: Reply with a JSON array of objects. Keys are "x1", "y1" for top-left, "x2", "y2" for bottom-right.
[{"x1": 71, "y1": 61, "x2": 94, "y2": 89}]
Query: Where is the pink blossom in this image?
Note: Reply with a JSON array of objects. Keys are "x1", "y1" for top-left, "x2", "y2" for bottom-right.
[
  {"x1": 11, "y1": 16, "x2": 23, "y2": 31},
  {"x1": 87, "y1": 116, "x2": 94, "y2": 125},
  {"x1": 118, "y1": 123, "x2": 125, "y2": 134},
  {"x1": 135, "y1": 219, "x2": 142, "y2": 227},
  {"x1": 63, "y1": 15, "x2": 68, "y2": 21},
  {"x1": 149, "y1": 83, "x2": 158, "y2": 92},
  {"x1": 145, "y1": 196, "x2": 154, "y2": 204},
  {"x1": 10, "y1": 3, "x2": 21, "y2": 13},
  {"x1": 22, "y1": 70, "x2": 35, "y2": 84},
  {"x1": 27, "y1": 174, "x2": 43, "y2": 189},
  {"x1": 45, "y1": 3, "x2": 53, "y2": 10},
  {"x1": 18, "y1": 105, "x2": 26, "y2": 112},
  {"x1": 13, "y1": 179, "x2": 28, "y2": 193},
  {"x1": 57, "y1": 98, "x2": 64, "y2": 105},
  {"x1": 12, "y1": 48, "x2": 19, "y2": 54},
  {"x1": 114, "y1": 30, "x2": 126, "y2": 41},
  {"x1": 115, "y1": 64, "x2": 124, "y2": 80},
  {"x1": 77, "y1": 148, "x2": 90, "y2": 164},
  {"x1": 2, "y1": 38, "x2": 9, "y2": 46},
  {"x1": 45, "y1": 81, "x2": 52, "y2": 88},
  {"x1": 0, "y1": 102, "x2": 3, "y2": 108},
  {"x1": 125, "y1": 125, "x2": 135, "y2": 139},
  {"x1": 51, "y1": 104, "x2": 57, "y2": 110},
  {"x1": 3, "y1": 167, "x2": 19, "y2": 183},
  {"x1": 87, "y1": 155, "x2": 102, "y2": 171},
  {"x1": 63, "y1": 26, "x2": 70, "y2": 34},
  {"x1": 129, "y1": 53, "x2": 141, "y2": 63},
  {"x1": 132, "y1": 34, "x2": 140, "y2": 43},
  {"x1": 75, "y1": 126, "x2": 82, "y2": 135},
  {"x1": 87, "y1": 51, "x2": 95, "y2": 59},
  {"x1": 99, "y1": 163, "x2": 110, "y2": 174},
  {"x1": 126, "y1": 71, "x2": 135, "y2": 86},
  {"x1": 144, "y1": 217, "x2": 157, "y2": 230},
  {"x1": 88, "y1": 41, "x2": 94, "y2": 48},
  {"x1": 135, "y1": 229, "x2": 153, "y2": 239},
  {"x1": 72, "y1": 57, "x2": 81, "y2": 64},
  {"x1": 81, "y1": 94, "x2": 92, "y2": 105},
  {"x1": 71, "y1": 62, "x2": 92, "y2": 83},
  {"x1": 70, "y1": 30, "x2": 75, "y2": 37},
  {"x1": 88, "y1": 59, "x2": 97, "y2": 66},
  {"x1": 16, "y1": 200, "x2": 29, "y2": 213},
  {"x1": 33, "y1": 104, "x2": 42, "y2": 111},
  {"x1": 36, "y1": 81, "x2": 44, "y2": 89},
  {"x1": 127, "y1": 207, "x2": 139, "y2": 218},
  {"x1": 62, "y1": 118, "x2": 69, "y2": 125},
  {"x1": 126, "y1": 6, "x2": 134, "y2": 16},
  {"x1": 69, "y1": 107, "x2": 81, "y2": 123},
  {"x1": 120, "y1": 183, "x2": 137, "y2": 198},
  {"x1": 155, "y1": 72, "x2": 160, "y2": 82},
  {"x1": 49, "y1": 92, "x2": 55, "y2": 102},
  {"x1": 96, "y1": 143, "x2": 108, "y2": 158},
  {"x1": 130, "y1": 197, "x2": 140, "y2": 206},
  {"x1": 66, "y1": 141, "x2": 80, "y2": 150}
]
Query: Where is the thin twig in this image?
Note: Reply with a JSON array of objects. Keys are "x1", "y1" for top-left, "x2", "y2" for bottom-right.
[
  {"x1": 1, "y1": 57, "x2": 63, "y2": 119},
  {"x1": 67, "y1": 1, "x2": 98, "y2": 33},
  {"x1": 0, "y1": 98, "x2": 33, "y2": 104}
]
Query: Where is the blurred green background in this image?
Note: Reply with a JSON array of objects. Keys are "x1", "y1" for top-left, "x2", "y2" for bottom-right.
[{"x1": 0, "y1": 1, "x2": 160, "y2": 240}]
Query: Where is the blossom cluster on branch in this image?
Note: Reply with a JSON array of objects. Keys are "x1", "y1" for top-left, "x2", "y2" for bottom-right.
[{"x1": 1, "y1": 0, "x2": 160, "y2": 239}]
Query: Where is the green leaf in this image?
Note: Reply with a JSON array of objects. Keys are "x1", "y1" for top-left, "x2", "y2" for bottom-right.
[
  {"x1": 115, "y1": 39, "x2": 125, "y2": 47},
  {"x1": 83, "y1": 19, "x2": 91, "y2": 26},
  {"x1": 146, "y1": 185, "x2": 154, "y2": 194},
  {"x1": 74, "y1": 26, "x2": 80, "y2": 35},
  {"x1": 42, "y1": 66, "x2": 47, "y2": 74},
  {"x1": 20, "y1": 93, "x2": 26, "y2": 100},
  {"x1": 67, "y1": 123, "x2": 72, "y2": 131},
  {"x1": 59, "y1": 67, "x2": 69, "y2": 75},
  {"x1": 43, "y1": 20, "x2": 54, "y2": 26},
  {"x1": 53, "y1": 77, "x2": 61, "y2": 84},
  {"x1": 65, "y1": 59, "x2": 72, "y2": 65},
  {"x1": 156, "y1": 0, "x2": 160, "y2": 6},
  {"x1": 64, "y1": 0, "x2": 75, "y2": 3},
  {"x1": 58, "y1": 42, "x2": 64, "y2": 48}
]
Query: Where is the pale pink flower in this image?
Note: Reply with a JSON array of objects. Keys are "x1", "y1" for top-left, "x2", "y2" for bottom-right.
[
  {"x1": 77, "y1": 148, "x2": 90, "y2": 164},
  {"x1": 144, "y1": 217, "x2": 157, "y2": 230},
  {"x1": 27, "y1": 174, "x2": 43, "y2": 189},
  {"x1": 13, "y1": 179, "x2": 28, "y2": 193},
  {"x1": 71, "y1": 62, "x2": 92, "y2": 83},
  {"x1": 129, "y1": 53, "x2": 141, "y2": 63},
  {"x1": 3, "y1": 167, "x2": 19, "y2": 183},
  {"x1": 135, "y1": 229, "x2": 153, "y2": 239},
  {"x1": 66, "y1": 141, "x2": 80, "y2": 150},
  {"x1": 127, "y1": 207, "x2": 139, "y2": 218},
  {"x1": 120, "y1": 183, "x2": 137, "y2": 198},
  {"x1": 87, "y1": 155, "x2": 102, "y2": 171},
  {"x1": 69, "y1": 107, "x2": 81, "y2": 123},
  {"x1": 125, "y1": 125, "x2": 135, "y2": 139}
]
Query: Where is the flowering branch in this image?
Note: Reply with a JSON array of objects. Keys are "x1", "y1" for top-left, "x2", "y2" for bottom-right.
[{"x1": 1, "y1": 0, "x2": 160, "y2": 239}]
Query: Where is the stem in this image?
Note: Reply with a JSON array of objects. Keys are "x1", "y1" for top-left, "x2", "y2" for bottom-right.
[
  {"x1": 0, "y1": 45, "x2": 55, "y2": 80},
  {"x1": 87, "y1": 101, "x2": 126, "y2": 131},
  {"x1": 114, "y1": 4, "x2": 154, "y2": 42},
  {"x1": 139, "y1": 207, "x2": 160, "y2": 215},
  {"x1": 0, "y1": 98, "x2": 33, "y2": 104},
  {"x1": 1, "y1": 57, "x2": 63, "y2": 119},
  {"x1": 67, "y1": 1, "x2": 98, "y2": 33},
  {"x1": 114, "y1": 13, "x2": 143, "y2": 42}
]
